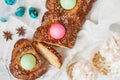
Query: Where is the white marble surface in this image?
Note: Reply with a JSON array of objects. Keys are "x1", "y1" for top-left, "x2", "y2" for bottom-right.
[{"x1": 0, "y1": 0, "x2": 120, "y2": 80}]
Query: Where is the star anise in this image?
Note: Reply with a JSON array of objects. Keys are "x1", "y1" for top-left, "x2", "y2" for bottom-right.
[
  {"x1": 16, "y1": 27, "x2": 26, "y2": 36},
  {"x1": 3, "y1": 31, "x2": 13, "y2": 41}
]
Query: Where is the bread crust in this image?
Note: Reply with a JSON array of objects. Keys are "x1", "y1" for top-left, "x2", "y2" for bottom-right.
[
  {"x1": 67, "y1": 62, "x2": 77, "y2": 80},
  {"x1": 33, "y1": 0, "x2": 96, "y2": 48},
  {"x1": 9, "y1": 39, "x2": 47, "y2": 80},
  {"x1": 33, "y1": 41, "x2": 62, "y2": 68}
]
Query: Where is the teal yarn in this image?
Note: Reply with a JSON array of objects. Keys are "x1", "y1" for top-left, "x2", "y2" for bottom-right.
[
  {"x1": 15, "y1": 7, "x2": 25, "y2": 17},
  {"x1": 29, "y1": 7, "x2": 38, "y2": 19},
  {"x1": 4, "y1": 0, "x2": 16, "y2": 5}
]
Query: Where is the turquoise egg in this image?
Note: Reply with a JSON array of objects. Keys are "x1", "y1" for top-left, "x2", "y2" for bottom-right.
[
  {"x1": 15, "y1": 7, "x2": 25, "y2": 17},
  {"x1": 4, "y1": 0, "x2": 16, "y2": 5},
  {"x1": 0, "y1": 18, "x2": 7, "y2": 22},
  {"x1": 29, "y1": 7, "x2": 38, "y2": 19}
]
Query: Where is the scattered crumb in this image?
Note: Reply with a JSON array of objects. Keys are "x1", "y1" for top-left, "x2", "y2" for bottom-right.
[{"x1": 92, "y1": 52, "x2": 110, "y2": 75}]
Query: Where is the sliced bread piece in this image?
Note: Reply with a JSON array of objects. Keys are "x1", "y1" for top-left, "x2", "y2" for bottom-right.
[
  {"x1": 33, "y1": 41, "x2": 62, "y2": 68},
  {"x1": 10, "y1": 39, "x2": 47, "y2": 80}
]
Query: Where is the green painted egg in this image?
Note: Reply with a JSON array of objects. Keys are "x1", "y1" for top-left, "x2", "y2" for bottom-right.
[
  {"x1": 60, "y1": 0, "x2": 76, "y2": 10},
  {"x1": 20, "y1": 54, "x2": 36, "y2": 70}
]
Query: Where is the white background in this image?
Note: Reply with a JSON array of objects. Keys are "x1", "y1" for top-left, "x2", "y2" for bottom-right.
[{"x1": 0, "y1": 0, "x2": 120, "y2": 80}]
